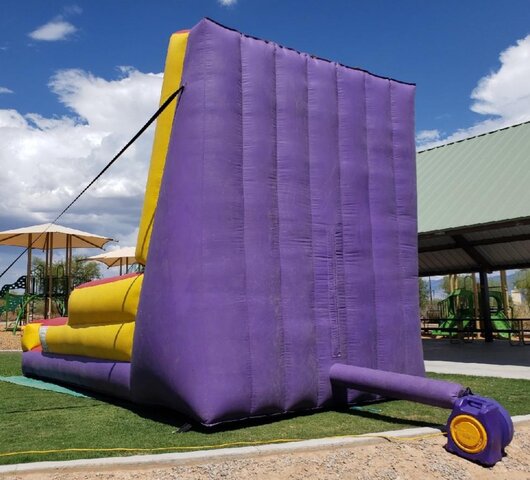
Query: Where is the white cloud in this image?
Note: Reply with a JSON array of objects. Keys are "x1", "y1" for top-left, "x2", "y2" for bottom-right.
[
  {"x1": 0, "y1": 86, "x2": 13, "y2": 94},
  {"x1": 416, "y1": 129, "x2": 440, "y2": 146},
  {"x1": 218, "y1": 0, "x2": 238, "y2": 6},
  {"x1": 29, "y1": 20, "x2": 77, "y2": 41},
  {"x1": 420, "y1": 34, "x2": 530, "y2": 150},
  {"x1": 63, "y1": 5, "x2": 83, "y2": 16},
  {"x1": 0, "y1": 67, "x2": 163, "y2": 282},
  {"x1": 471, "y1": 35, "x2": 530, "y2": 120}
]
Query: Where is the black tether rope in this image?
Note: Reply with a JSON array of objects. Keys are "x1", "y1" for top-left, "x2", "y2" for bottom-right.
[{"x1": 0, "y1": 85, "x2": 185, "y2": 281}]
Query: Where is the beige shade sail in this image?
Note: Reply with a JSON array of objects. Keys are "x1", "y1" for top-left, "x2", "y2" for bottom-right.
[
  {"x1": 82, "y1": 247, "x2": 137, "y2": 268},
  {"x1": 0, "y1": 223, "x2": 113, "y2": 249},
  {"x1": 0, "y1": 223, "x2": 113, "y2": 319}
]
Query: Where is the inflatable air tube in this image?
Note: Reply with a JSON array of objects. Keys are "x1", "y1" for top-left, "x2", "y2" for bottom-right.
[{"x1": 330, "y1": 363, "x2": 465, "y2": 408}]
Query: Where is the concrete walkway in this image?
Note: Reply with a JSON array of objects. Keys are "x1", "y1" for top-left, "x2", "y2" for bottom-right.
[{"x1": 423, "y1": 339, "x2": 530, "y2": 380}]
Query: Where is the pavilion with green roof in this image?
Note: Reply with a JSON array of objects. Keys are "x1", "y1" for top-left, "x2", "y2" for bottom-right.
[{"x1": 417, "y1": 120, "x2": 530, "y2": 341}]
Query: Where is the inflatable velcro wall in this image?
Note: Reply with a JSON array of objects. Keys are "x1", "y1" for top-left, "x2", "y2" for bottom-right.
[
  {"x1": 23, "y1": 18, "x2": 422, "y2": 426},
  {"x1": 131, "y1": 18, "x2": 422, "y2": 424}
]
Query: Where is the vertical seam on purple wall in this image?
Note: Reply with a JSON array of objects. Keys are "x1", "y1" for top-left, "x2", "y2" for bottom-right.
[
  {"x1": 327, "y1": 232, "x2": 340, "y2": 357},
  {"x1": 304, "y1": 55, "x2": 319, "y2": 405},
  {"x1": 200, "y1": 29, "x2": 209, "y2": 317},
  {"x1": 334, "y1": 65, "x2": 347, "y2": 365},
  {"x1": 272, "y1": 45, "x2": 286, "y2": 410},
  {"x1": 364, "y1": 74, "x2": 379, "y2": 370},
  {"x1": 327, "y1": 68, "x2": 342, "y2": 361},
  {"x1": 389, "y1": 82, "x2": 407, "y2": 372},
  {"x1": 239, "y1": 34, "x2": 254, "y2": 415}
]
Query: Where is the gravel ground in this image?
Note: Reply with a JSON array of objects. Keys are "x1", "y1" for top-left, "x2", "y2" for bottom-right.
[
  {"x1": 4, "y1": 423, "x2": 529, "y2": 480},
  {"x1": 0, "y1": 330, "x2": 22, "y2": 351}
]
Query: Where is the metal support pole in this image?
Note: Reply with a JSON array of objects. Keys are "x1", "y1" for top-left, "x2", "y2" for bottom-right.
[
  {"x1": 48, "y1": 234, "x2": 54, "y2": 318},
  {"x1": 479, "y1": 270, "x2": 493, "y2": 342},
  {"x1": 25, "y1": 234, "x2": 32, "y2": 323},
  {"x1": 44, "y1": 233, "x2": 49, "y2": 319},
  {"x1": 65, "y1": 236, "x2": 72, "y2": 314}
]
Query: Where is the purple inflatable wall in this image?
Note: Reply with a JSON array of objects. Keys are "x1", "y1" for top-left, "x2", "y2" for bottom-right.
[{"x1": 131, "y1": 19, "x2": 423, "y2": 425}]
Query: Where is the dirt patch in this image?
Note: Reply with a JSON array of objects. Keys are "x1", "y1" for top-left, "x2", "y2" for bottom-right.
[
  {"x1": 4, "y1": 423, "x2": 529, "y2": 480},
  {"x1": 0, "y1": 329, "x2": 21, "y2": 351}
]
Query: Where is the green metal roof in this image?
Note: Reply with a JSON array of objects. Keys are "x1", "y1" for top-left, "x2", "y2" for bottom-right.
[{"x1": 417, "y1": 121, "x2": 530, "y2": 234}]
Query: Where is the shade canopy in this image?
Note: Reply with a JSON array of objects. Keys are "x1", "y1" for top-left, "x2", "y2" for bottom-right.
[
  {"x1": 0, "y1": 223, "x2": 113, "y2": 249},
  {"x1": 82, "y1": 247, "x2": 137, "y2": 268},
  {"x1": 0, "y1": 223, "x2": 114, "y2": 319},
  {"x1": 417, "y1": 121, "x2": 530, "y2": 276}
]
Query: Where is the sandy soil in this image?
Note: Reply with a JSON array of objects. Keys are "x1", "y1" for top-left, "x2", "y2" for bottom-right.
[
  {"x1": 0, "y1": 329, "x2": 22, "y2": 351},
  {"x1": 3, "y1": 423, "x2": 529, "y2": 480}
]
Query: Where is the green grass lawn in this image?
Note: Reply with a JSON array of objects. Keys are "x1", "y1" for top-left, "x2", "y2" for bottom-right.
[{"x1": 0, "y1": 352, "x2": 528, "y2": 465}]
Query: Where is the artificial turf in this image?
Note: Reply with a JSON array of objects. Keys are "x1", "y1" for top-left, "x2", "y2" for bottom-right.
[{"x1": 0, "y1": 351, "x2": 528, "y2": 465}]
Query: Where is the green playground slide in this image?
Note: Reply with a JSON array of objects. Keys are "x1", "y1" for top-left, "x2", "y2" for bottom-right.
[{"x1": 433, "y1": 288, "x2": 512, "y2": 339}]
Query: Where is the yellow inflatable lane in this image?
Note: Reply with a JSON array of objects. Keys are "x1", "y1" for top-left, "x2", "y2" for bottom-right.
[
  {"x1": 68, "y1": 274, "x2": 143, "y2": 326},
  {"x1": 44, "y1": 322, "x2": 134, "y2": 362},
  {"x1": 136, "y1": 30, "x2": 189, "y2": 265}
]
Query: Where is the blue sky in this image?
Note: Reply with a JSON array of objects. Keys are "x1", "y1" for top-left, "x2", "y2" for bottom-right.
[
  {"x1": 1, "y1": 0, "x2": 530, "y2": 282},
  {"x1": 2, "y1": 1, "x2": 530, "y2": 135}
]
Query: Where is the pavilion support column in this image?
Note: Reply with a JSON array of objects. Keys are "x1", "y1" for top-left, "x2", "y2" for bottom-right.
[
  {"x1": 479, "y1": 269, "x2": 493, "y2": 342},
  {"x1": 472, "y1": 273, "x2": 480, "y2": 330},
  {"x1": 500, "y1": 270, "x2": 510, "y2": 317}
]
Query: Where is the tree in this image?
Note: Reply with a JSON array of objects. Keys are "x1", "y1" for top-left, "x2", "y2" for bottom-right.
[
  {"x1": 442, "y1": 275, "x2": 463, "y2": 295},
  {"x1": 71, "y1": 257, "x2": 102, "y2": 286},
  {"x1": 441, "y1": 274, "x2": 487, "y2": 295},
  {"x1": 419, "y1": 277, "x2": 430, "y2": 311},
  {"x1": 32, "y1": 256, "x2": 102, "y2": 289},
  {"x1": 514, "y1": 269, "x2": 530, "y2": 307}
]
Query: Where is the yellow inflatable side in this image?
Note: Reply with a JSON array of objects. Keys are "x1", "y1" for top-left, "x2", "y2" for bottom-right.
[
  {"x1": 136, "y1": 31, "x2": 189, "y2": 265},
  {"x1": 21, "y1": 30, "x2": 190, "y2": 360},
  {"x1": 21, "y1": 323, "x2": 42, "y2": 352},
  {"x1": 36, "y1": 274, "x2": 143, "y2": 360},
  {"x1": 45, "y1": 322, "x2": 134, "y2": 362},
  {"x1": 68, "y1": 274, "x2": 143, "y2": 326}
]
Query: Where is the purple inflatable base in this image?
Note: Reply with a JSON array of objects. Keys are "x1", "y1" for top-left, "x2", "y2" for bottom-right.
[
  {"x1": 22, "y1": 351, "x2": 131, "y2": 401},
  {"x1": 21, "y1": 352, "x2": 432, "y2": 427}
]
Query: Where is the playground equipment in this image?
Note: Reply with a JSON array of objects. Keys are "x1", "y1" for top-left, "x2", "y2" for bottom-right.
[
  {"x1": 0, "y1": 275, "x2": 26, "y2": 297},
  {"x1": 20, "y1": 19, "x2": 513, "y2": 466},
  {"x1": 435, "y1": 287, "x2": 512, "y2": 339},
  {"x1": 1, "y1": 294, "x2": 25, "y2": 330},
  {"x1": 1, "y1": 267, "x2": 74, "y2": 332},
  {"x1": 0, "y1": 276, "x2": 32, "y2": 331}
]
